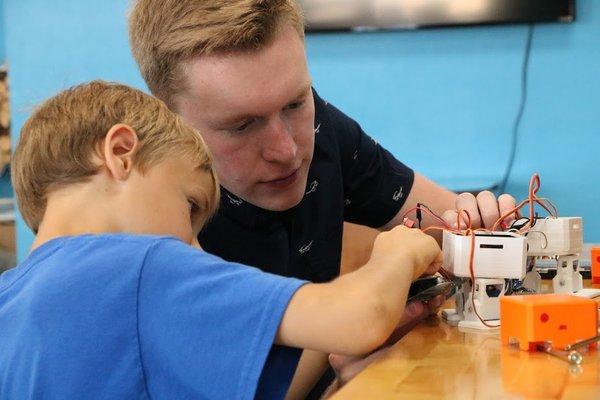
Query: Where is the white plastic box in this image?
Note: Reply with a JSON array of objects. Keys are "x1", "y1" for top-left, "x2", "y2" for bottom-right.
[
  {"x1": 526, "y1": 217, "x2": 583, "y2": 257},
  {"x1": 442, "y1": 230, "x2": 527, "y2": 279}
]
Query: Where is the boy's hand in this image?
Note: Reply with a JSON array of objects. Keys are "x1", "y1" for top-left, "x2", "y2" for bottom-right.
[
  {"x1": 370, "y1": 225, "x2": 443, "y2": 280},
  {"x1": 441, "y1": 191, "x2": 517, "y2": 230}
]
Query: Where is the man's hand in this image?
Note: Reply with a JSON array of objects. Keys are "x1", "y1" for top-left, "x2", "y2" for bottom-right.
[
  {"x1": 381, "y1": 296, "x2": 444, "y2": 346},
  {"x1": 324, "y1": 297, "x2": 444, "y2": 396},
  {"x1": 441, "y1": 191, "x2": 518, "y2": 230}
]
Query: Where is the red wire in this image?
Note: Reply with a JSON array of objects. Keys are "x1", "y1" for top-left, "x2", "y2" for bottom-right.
[{"x1": 399, "y1": 205, "x2": 451, "y2": 229}]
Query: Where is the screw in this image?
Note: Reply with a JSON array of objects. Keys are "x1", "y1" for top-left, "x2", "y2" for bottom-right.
[{"x1": 567, "y1": 351, "x2": 583, "y2": 365}]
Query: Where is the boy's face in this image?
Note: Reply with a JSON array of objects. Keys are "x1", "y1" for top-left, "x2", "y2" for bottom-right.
[
  {"x1": 175, "y1": 25, "x2": 315, "y2": 212},
  {"x1": 119, "y1": 157, "x2": 214, "y2": 245}
]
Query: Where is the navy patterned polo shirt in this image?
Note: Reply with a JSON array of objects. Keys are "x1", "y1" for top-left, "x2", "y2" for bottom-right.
[{"x1": 198, "y1": 90, "x2": 414, "y2": 283}]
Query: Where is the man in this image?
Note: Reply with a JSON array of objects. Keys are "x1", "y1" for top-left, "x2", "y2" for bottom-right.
[{"x1": 128, "y1": 1, "x2": 516, "y2": 396}]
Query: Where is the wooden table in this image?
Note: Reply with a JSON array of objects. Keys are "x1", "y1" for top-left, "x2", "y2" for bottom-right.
[{"x1": 332, "y1": 283, "x2": 600, "y2": 399}]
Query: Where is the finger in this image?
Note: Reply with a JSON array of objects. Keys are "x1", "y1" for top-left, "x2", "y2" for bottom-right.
[
  {"x1": 328, "y1": 353, "x2": 362, "y2": 372},
  {"x1": 476, "y1": 191, "x2": 500, "y2": 229},
  {"x1": 423, "y1": 251, "x2": 443, "y2": 275},
  {"x1": 441, "y1": 210, "x2": 459, "y2": 230},
  {"x1": 333, "y1": 347, "x2": 392, "y2": 385},
  {"x1": 442, "y1": 210, "x2": 470, "y2": 230},
  {"x1": 338, "y1": 356, "x2": 371, "y2": 383},
  {"x1": 402, "y1": 300, "x2": 428, "y2": 321},
  {"x1": 498, "y1": 194, "x2": 518, "y2": 226},
  {"x1": 455, "y1": 192, "x2": 481, "y2": 229},
  {"x1": 426, "y1": 294, "x2": 445, "y2": 314}
]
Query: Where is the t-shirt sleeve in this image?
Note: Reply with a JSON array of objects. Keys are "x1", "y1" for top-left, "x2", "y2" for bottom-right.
[
  {"x1": 137, "y1": 238, "x2": 307, "y2": 400},
  {"x1": 320, "y1": 95, "x2": 414, "y2": 228}
]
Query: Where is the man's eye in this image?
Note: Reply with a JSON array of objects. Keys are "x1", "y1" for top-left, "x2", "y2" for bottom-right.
[
  {"x1": 188, "y1": 200, "x2": 200, "y2": 214},
  {"x1": 286, "y1": 101, "x2": 304, "y2": 110},
  {"x1": 233, "y1": 119, "x2": 254, "y2": 132}
]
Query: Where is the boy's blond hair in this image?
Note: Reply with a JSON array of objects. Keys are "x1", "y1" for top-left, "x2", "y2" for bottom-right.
[
  {"x1": 12, "y1": 80, "x2": 219, "y2": 232},
  {"x1": 128, "y1": 0, "x2": 305, "y2": 108}
]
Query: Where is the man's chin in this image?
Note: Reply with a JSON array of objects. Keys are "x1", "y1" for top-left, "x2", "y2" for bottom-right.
[
  {"x1": 255, "y1": 194, "x2": 304, "y2": 212},
  {"x1": 247, "y1": 187, "x2": 305, "y2": 212}
]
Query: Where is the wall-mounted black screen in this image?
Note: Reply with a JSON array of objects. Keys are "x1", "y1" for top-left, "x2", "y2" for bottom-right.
[{"x1": 298, "y1": 0, "x2": 575, "y2": 32}]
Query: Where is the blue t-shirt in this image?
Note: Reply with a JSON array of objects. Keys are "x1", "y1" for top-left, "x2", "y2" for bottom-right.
[{"x1": 0, "y1": 234, "x2": 306, "y2": 399}]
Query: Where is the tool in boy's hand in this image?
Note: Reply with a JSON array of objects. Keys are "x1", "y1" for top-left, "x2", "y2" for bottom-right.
[{"x1": 408, "y1": 276, "x2": 455, "y2": 302}]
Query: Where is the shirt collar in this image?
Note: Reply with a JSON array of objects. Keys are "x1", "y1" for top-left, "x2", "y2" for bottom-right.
[{"x1": 217, "y1": 187, "x2": 297, "y2": 232}]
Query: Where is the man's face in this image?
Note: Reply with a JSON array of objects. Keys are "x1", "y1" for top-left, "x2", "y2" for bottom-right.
[
  {"x1": 175, "y1": 26, "x2": 315, "y2": 211},
  {"x1": 120, "y1": 157, "x2": 215, "y2": 246}
]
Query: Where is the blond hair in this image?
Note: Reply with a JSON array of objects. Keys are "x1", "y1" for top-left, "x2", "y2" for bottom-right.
[
  {"x1": 128, "y1": 0, "x2": 305, "y2": 108},
  {"x1": 12, "y1": 80, "x2": 219, "y2": 232}
]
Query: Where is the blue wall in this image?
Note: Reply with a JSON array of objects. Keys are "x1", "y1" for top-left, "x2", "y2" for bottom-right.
[
  {"x1": 305, "y1": 1, "x2": 600, "y2": 241},
  {"x1": 4, "y1": 0, "x2": 599, "y2": 261},
  {"x1": 0, "y1": 0, "x2": 11, "y2": 197},
  {"x1": 0, "y1": 1, "x2": 4, "y2": 62},
  {"x1": 0, "y1": 0, "x2": 4, "y2": 62}
]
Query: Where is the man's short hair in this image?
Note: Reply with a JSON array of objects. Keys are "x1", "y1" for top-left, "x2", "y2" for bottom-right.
[
  {"x1": 12, "y1": 80, "x2": 219, "y2": 232},
  {"x1": 128, "y1": 0, "x2": 305, "y2": 108}
]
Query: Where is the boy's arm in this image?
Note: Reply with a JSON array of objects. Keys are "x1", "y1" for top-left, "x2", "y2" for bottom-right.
[{"x1": 275, "y1": 226, "x2": 441, "y2": 356}]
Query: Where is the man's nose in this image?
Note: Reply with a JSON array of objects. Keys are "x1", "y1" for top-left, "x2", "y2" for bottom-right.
[{"x1": 261, "y1": 117, "x2": 298, "y2": 163}]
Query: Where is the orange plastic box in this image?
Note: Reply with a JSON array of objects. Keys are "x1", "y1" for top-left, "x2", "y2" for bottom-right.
[
  {"x1": 500, "y1": 294, "x2": 598, "y2": 351},
  {"x1": 592, "y1": 247, "x2": 600, "y2": 284}
]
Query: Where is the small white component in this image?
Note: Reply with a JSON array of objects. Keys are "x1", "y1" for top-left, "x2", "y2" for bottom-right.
[
  {"x1": 526, "y1": 217, "x2": 583, "y2": 256},
  {"x1": 442, "y1": 278, "x2": 505, "y2": 330},
  {"x1": 572, "y1": 288, "x2": 600, "y2": 299},
  {"x1": 443, "y1": 230, "x2": 527, "y2": 279},
  {"x1": 459, "y1": 278, "x2": 504, "y2": 330},
  {"x1": 522, "y1": 270, "x2": 542, "y2": 292},
  {"x1": 553, "y1": 254, "x2": 583, "y2": 294}
]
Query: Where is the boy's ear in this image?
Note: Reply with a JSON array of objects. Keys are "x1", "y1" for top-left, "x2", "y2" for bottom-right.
[{"x1": 103, "y1": 124, "x2": 139, "y2": 180}]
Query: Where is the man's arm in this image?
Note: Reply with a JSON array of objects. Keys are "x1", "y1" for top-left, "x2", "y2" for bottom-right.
[
  {"x1": 382, "y1": 173, "x2": 518, "y2": 236},
  {"x1": 381, "y1": 173, "x2": 456, "y2": 234},
  {"x1": 285, "y1": 350, "x2": 330, "y2": 400}
]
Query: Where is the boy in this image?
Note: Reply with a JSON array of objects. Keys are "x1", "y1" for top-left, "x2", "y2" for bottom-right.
[{"x1": 0, "y1": 81, "x2": 441, "y2": 399}]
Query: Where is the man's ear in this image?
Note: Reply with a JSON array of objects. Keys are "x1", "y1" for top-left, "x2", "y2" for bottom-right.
[{"x1": 103, "y1": 124, "x2": 139, "y2": 180}]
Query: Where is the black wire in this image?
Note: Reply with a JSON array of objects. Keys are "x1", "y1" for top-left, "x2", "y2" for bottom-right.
[
  {"x1": 416, "y1": 202, "x2": 423, "y2": 229},
  {"x1": 497, "y1": 24, "x2": 534, "y2": 195},
  {"x1": 0, "y1": 164, "x2": 10, "y2": 180},
  {"x1": 508, "y1": 217, "x2": 530, "y2": 230}
]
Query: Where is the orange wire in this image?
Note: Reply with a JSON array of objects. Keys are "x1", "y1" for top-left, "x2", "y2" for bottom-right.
[
  {"x1": 491, "y1": 172, "x2": 554, "y2": 233},
  {"x1": 466, "y1": 228, "x2": 500, "y2": 328},
  {"x1": 407, "y1": 173, "x2": 552, "y2": 328}
]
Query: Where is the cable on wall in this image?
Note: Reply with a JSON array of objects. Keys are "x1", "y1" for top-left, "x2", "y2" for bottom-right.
[{"x1": 496, "y1": 24, "x2": 534, "y2": 195}]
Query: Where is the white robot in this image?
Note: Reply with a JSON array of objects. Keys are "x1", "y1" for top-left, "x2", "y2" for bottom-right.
[
  {"x1": 525, "y1": 217, "x2": 599, "y2": 297},
  {"x1": 442, "y1": 216, "x2": 597, "y2": 330},
  {"x1": 441, "y1": 230, "x2": 527, "y2": 330}
]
